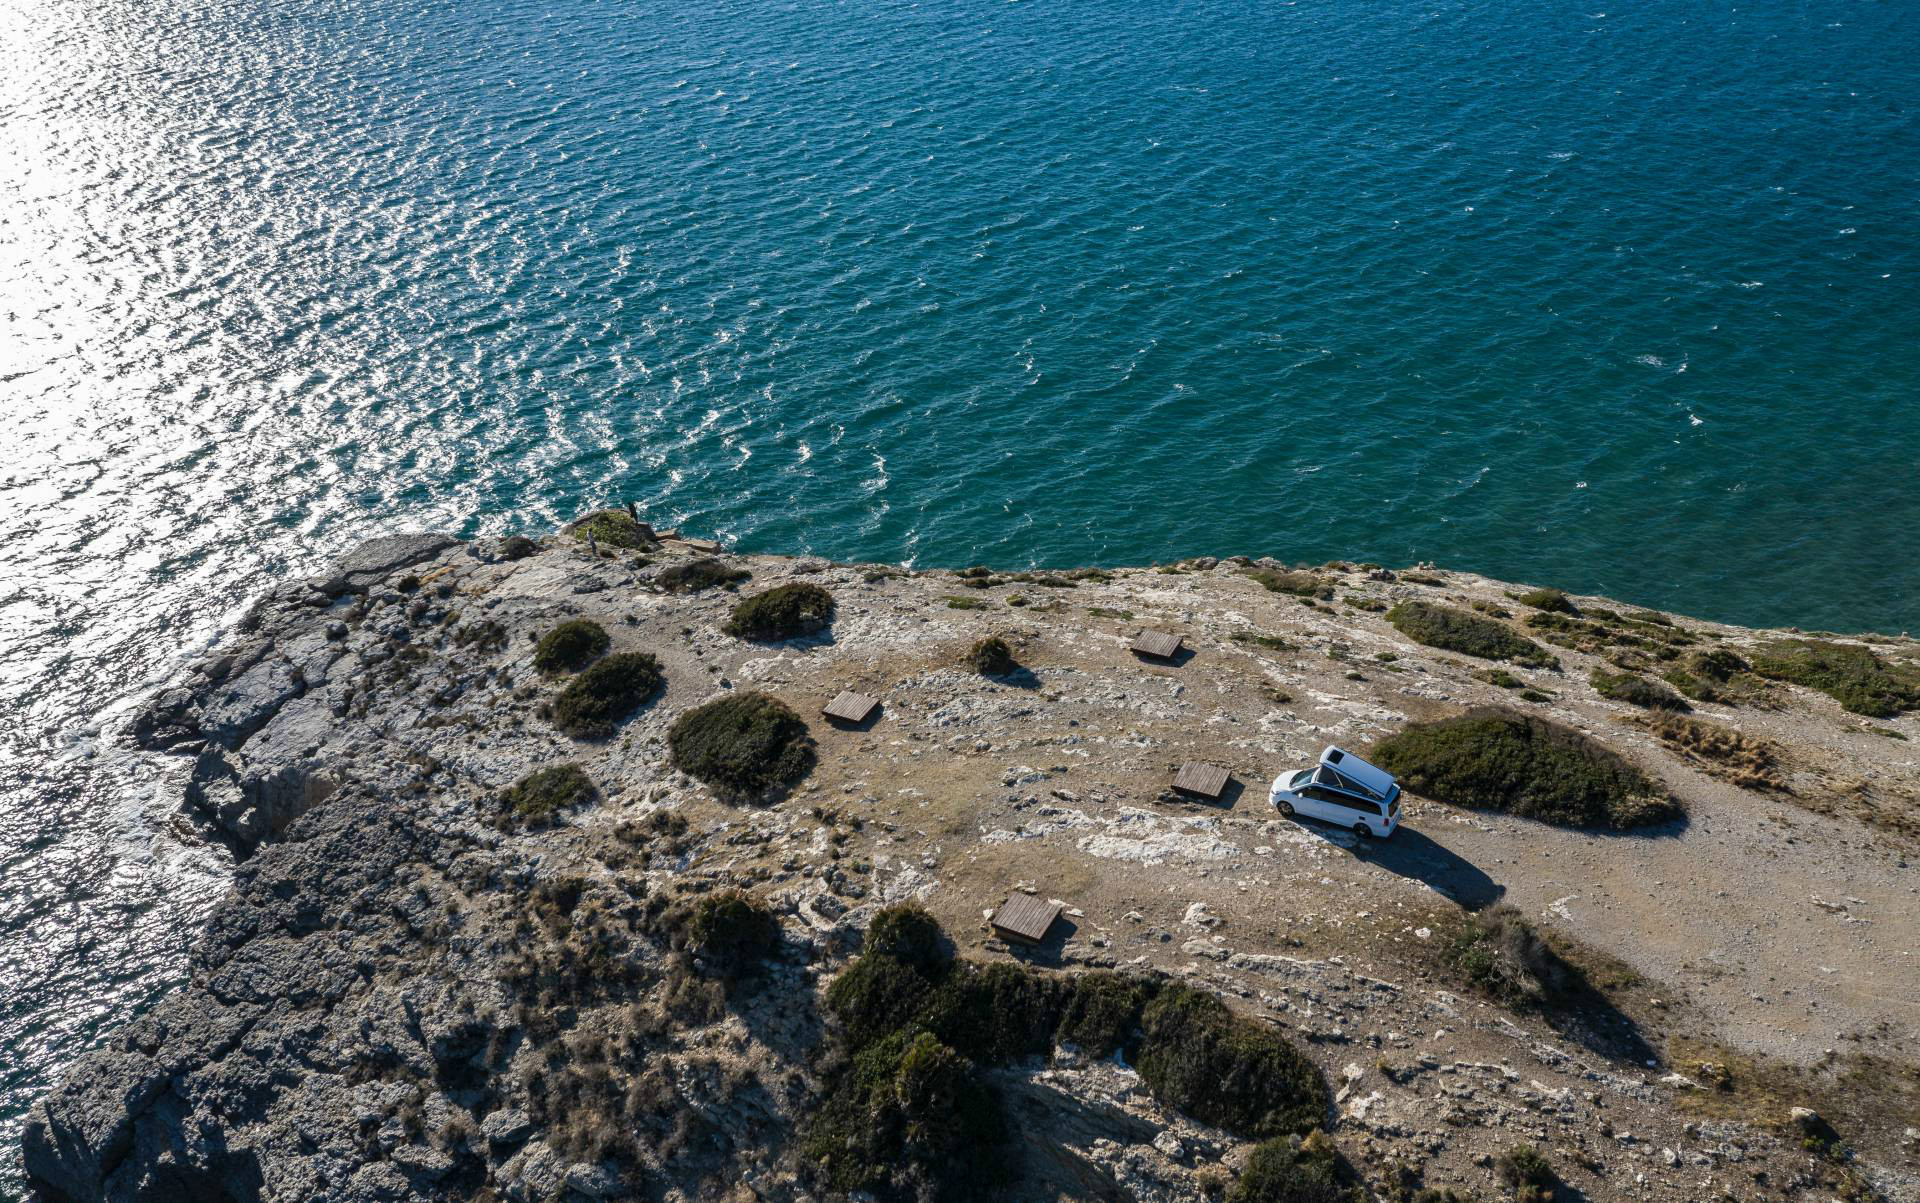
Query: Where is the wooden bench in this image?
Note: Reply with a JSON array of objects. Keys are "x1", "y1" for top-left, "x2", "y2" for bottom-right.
[
  {"x1": 1131, "y1": 629, "x2": 1184, "y2": 660},
  {"x1": 822, "y1": 691, "x2": 880, "y2": 725},
  {"x1": 990, "y1": 893, "x2": 1063, "y2": 945},
  {"x1": 1172, "y1": 762, "x2": 1232, "y2": 800}
]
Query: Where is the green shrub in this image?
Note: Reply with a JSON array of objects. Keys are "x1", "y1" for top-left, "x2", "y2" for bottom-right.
[
  {"x1": 944, "y1": 595, "x2": 989, "y2": 610},
  {"x1": 571, "y1": 508, "x2": 654, "y2": 549},
  {"x1": 1386, "y1": 602, "x2": 1557, "y2": 668},
  {"x1": 501, "y1": 764, "x2": 595, "y2": 825},
  {"x1": 1590, "y1": 668, "x2": 1690, "y2": 712},
  {"x1": 1515, "y1": 587, "x2": 1577, "y2": 614},
  {"x1": 654, "y1": 557, "x2": 750, "y2": 593},
  {"x1": 1227, "y1": 1136, "x2": 1348, "y2": 1203},
  {"x1": 917, "y1": 961, "x2": 1065, "y2": 1064},
  {"x1": 1247, "y1": 569, "x2": 1334, "y2": 600},
  {"x1": 1446, "y1": 907, "x2": 1577, "y2": 1009},
  {"x1": 1056, "y1": 973, "x2": 1155, "y2": 1057},
  {"x1": 802, "y1": 1030, "x2": 1006, "y2": 1200},
  {"x1": 667, "y1": 691, "x2": 815, "y2": 795},
  {"x1": 1749, "y1": 639, "x2": 1920, "y2": 717},
  {"x1": 966, "y1": 636, "x2": 1017, "y2": 676},
  {"x1": 862, "y1": 904, "x2": 952, "y2": 971},
  {"x1": 1518, "y1": 689, "x2": 1554, "y2": 703},
  {"x1": 1136, "y1": 986, "x2": 1329, "y2": 1140},
  {"x1": 548, "y1": 652, "x2": 664, "y2": 738},
  {"x1": 1371, "y1": 710, "x2": 1679, "y2": 829},
  {"x1": 686, "y1": 890, "x2": 780, "y2": 975},
  {"x1": 826, "y1": 953, "x2": 940, "y2": 1048},
  {"x1": 1482, "y1": 668, "x2": 1523, "y2": 689},
  {"x1": 725, "y1": 582, "x2": 835, "y2": 640},
  {"x1": 532, "y1": 618, "x2": 610, "y2": 674},
  {"x1": 1497, "y1": 1145, "x2": 1556, "y2": 1202}
]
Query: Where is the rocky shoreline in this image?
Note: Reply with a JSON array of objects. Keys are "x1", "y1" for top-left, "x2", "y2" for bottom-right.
[{"x1": 22, "y1": 522, "x2": 1920, "y2": 1202}]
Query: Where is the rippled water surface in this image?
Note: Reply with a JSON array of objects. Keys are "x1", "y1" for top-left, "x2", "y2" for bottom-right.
[{"x1": 2, "y1": 0, "x2": 1917, "y2": 1184}]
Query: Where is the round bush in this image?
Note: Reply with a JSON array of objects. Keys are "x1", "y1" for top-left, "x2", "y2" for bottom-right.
[
  {"x1": 825, "y1": 954, "x2": 938, "y2": 1048},
  {"x1": 724, "y1": 583, "x2": 834, "y2": 641},
  {"x1": 965, "y1": 636, "x2": 1016, "y2": 676},
  {"x1": 532, "y1": 619, "x2": 610, "y2": 674},
  {"x1": 1136, "y1": 986, "x2": 1329, "y2": 1140},
  {"x1": 862, "y1": 904, "x2": 951, "y2": 971},
  {"x1": 548, "y1": 652, "x2": 664, "y2": 739},
  {"x1": 654, "y1": 557, "x2": 750, "y2": 594},
  {"x1": 687, "y1": 890, "x2": 780, "y2": 974},
  {"x1": 1227, "y1": 1137, "x2": 1346, "y2": 1203},
  {"x1": 668, "y1": 691, "x2": 816, "y2": 794},
  {"x1": 1371, "y1": 709, "x2": 1680, "y2": 829}
]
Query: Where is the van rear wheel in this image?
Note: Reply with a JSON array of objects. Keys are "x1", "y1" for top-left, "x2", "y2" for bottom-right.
[
  {"x1": 1353, "y1": 822, "x2": 1372, "y2": 839},
  {"x1": 1277, "y1": 801, "x2": 1295, "y2": 817}
]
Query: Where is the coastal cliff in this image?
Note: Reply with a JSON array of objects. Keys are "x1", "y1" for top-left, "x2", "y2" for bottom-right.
[{"x1": 22, "y1": 521, "x2": 1920, "y2": 1202}]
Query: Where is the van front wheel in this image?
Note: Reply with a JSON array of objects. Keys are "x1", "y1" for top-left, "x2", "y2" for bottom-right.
[
  {"x1": 1353, "y1": 823, "x2": 1372, "y2": 839},
  {"x1": 1277, "y1": 801, "x2": 1295, "y2": 817}
]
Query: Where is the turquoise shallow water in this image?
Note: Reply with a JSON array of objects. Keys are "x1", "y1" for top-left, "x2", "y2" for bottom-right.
[{"x1": 1, "y1": 0, "x2": 1917, "y2": 1184}]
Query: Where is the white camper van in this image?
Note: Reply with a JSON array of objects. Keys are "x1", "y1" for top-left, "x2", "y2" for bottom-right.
[{"x1": 1269, "y1": 746, "x2": 1401, "y2": 838}]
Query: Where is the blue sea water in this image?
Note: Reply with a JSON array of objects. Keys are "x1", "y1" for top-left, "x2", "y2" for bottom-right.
[{"x1": 0, "y1": 0, "x2": 1916, "y2": 1184}]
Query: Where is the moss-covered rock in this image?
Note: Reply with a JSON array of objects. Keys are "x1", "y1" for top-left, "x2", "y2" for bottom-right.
[
  {"x1": 724, "y1": 583, "x2": 834, "y2": 641},
  {"x1": 965, "y1": 635, "x2": 1016, "y2": 676},
  {"x1": 570, "y1": 508, "x2": 655, "y2": 550},
  {"x1": 501, "y1": 764, "x2": 596, "y2": 825},
  {"x1": 654, "y1": 557, "x2": 750, "y2": 594},
  {"x1": 1590, "y1": 668, "x2": 1690, "y2": 711},
  {"x1": 1135, "y1": 985, "x2": 1329, "y2": 1140},
  {"x1": 548, "y1": 652, "x2": 664, "y2": 738},
  {"x1": 1749, "y1": 639, "x2": 1920, "y2": 717},
  {"x1": 532, "y1": 618, "x2": 610, "y2": 674},
  {"x1": 1371, "y1": 710, "x2": 1679, "y2": 830},
  {"x1": 667, "y1": 691, "x2": 816, "y2": 794},
  {"x1": 1385, "y1": 601, "x2": 1557, "y2": 668}
]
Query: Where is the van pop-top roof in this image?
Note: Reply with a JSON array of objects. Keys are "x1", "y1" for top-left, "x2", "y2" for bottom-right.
[{"x1": 1316, "y1": 746, "x2": 1396, "y2": 802}]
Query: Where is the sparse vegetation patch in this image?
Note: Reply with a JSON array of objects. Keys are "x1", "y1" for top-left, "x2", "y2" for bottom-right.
[
  {"x1": 668, "y1": 691, "x2": 816, "y2": 795},
  {"x1": 1372, "y1": 710, "x2": 1679, "y2": 829},
  {"x1": 501, "y1": 764, "x2": 596, "y2": 825},
  {"x1": 1385, "y1": 601, "x2": 1557, "y2": 668},
  {"x1": 1247, "y1": 569, "x2": 1334, "y2": 600},
  {"x1": 1642, "y1": 714, "x2": 1786, "y2": 791},
  {"x1": 1662, "y1": 647, "x2": 1760, "y2": 704},
  {"x1": 1749, "y1": 639, "x2": 1920, "y2": 717},
  {"x1": 549, "y1": 652, "x2": 664, "y2": 738},
  {"x1": 1590, "y1": 668, "x2": 1690, "y2": 711},
  {"x1": 724, "y1": 582, "x2": 834, "y2": 640}
]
